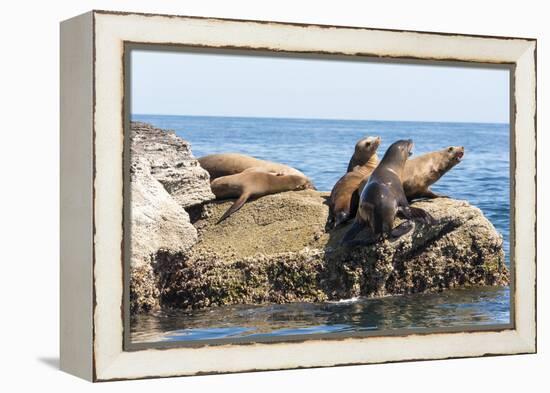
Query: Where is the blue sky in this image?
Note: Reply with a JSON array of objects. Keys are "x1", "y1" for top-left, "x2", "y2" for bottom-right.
[{"x1": 130, "y1": 49, "x2": 510, "y2": 123}]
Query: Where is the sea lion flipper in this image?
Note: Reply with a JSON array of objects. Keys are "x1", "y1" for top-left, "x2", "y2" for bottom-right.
[
  {"x1": 340, "y1": 218, "x2": 367, "y2": 246},
  {"x1": 398, "y1": 206, "x2": 433, "y2": 224},
  {"x1": 409, "y1": 206, "x2": 434, "y2": 224},
  {"x1": 420, "y1": 189, "x2": 448, "y2": 199},
  {"x1": 349, "y1": 189, "x2": 360, "y2": 219},
  {"x1": 217, "y1": 193, "x2": 250, "y2": 224},
  {"x1": 334, "y1": 211, "x2": 349, "y2": 228},
  {"x1": 390, "y1": 220, "x2": 414, "y2": 241}
]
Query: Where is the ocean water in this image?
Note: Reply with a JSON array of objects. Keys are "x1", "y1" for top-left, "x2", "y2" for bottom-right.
[{"x1": 131, "y1": 114, "x2": 511, "y2": 343}]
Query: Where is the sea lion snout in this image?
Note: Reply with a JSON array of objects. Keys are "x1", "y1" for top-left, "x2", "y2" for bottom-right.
[
  {"x1": 456, "y1": 146, "x2": 465, "y2": 160},
  {"x1": 304, "y1": 180, "x2": 317, "y2": 190},
  {"x1": 365, "y1": 136, "x2": 382, "y2": 145},
  {"x1": 363, "y1": 136, "x2": 382, "y2": 154},
  {"x1": 357, "y1": 136, "x2": 381, "y2": 151},
  {"x1": 293, "y1": 177, "x2": 316, "y2": 191},
  {"x1": 383, "y1": 139, "x2": 414, "y2": 164},
  {"x1": 371, "y1": 136, "x2": 382, "y2": 148},
  {"x1": 406, "y1": 139, "x2": 414, "y2": 156},
  {"x1": 447, "y1": 146, "x2": 465, "y2": 161}
]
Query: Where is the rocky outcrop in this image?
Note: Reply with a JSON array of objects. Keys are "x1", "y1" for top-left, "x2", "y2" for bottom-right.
[
  {"x1": 130, "y1": 158, "x2": 198, "y2": 266},
  {"x1": 153, "y1": 191, "x2": 508, "y2": 310},
  {"x1": 128, "y1": 122, "x2": 508, "y2": 313},
  {"x1": 129, "y1": 122, "x2": 214, "y2": 312},
  {"x1": 129, "y1": 158, "x2": 198, "y2": 311},
  {"x1": 131, "y1": 121, "x2": 214, "y2": 207}
]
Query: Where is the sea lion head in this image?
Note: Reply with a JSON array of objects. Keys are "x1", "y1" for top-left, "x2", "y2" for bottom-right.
[
  {"x1": 442, "y1": 146, "x2": 465, "y2": 169},
  {"x1": 383, "y1": 139, "x2": 414, "y2": 168},
  {"x1": 289, "y1": 176, "x2": 317, "y2": 191},
  {"x1": 354, "y1": 136, "x2": 382, "y2": 159},
  {"x1": 446, "y1": 146, "x2": 465, "y2": 161}
]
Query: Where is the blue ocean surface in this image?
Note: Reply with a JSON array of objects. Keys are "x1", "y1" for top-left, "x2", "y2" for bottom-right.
[{"x1": 131, "y1": 114, "x2": 511, "y2": 343}]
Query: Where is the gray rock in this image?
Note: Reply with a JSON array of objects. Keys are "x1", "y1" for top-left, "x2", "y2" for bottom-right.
[
  {"x1": 129, "y1": 158, "x2": 199, "y2": 312},
  {"x1": 129, "y1": 122, "x2": 214, "y2": 312},
  {"x1": 152, "y1": 192, "x2": 509, "y2": 310},
  {"x1": 130, "y1": 158, "x2": 198, "y2": 268},
  {"x1": 131, "y1": 121, "x2": 215, "y2": 208}
]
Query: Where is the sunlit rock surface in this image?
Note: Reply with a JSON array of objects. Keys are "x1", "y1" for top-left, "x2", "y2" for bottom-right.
[
  {"x1": 131, "y1": 121, "x2": 214, "y2": 207},
  {"x1": 154, "y1": 192, "x2": 508, "y2": 310},
  {"x1": 129, "y1": 122, "x2": 214, "y2": 312}
]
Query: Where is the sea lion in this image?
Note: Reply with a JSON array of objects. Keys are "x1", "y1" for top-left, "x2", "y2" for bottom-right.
[
  {"x1": 357, "y1": 146, "x2": 465, "y2": 201},
  {"x1": 211, "y1": 168, "x2": 315, "y2": 223},
  {"x1": 198, "y1": 153, "x2": 307, "y2": 180},
  {"x1": 341, "y1": 140, "x2": 433, "y2": 246},
  {"x1": 347, "y1": 136, "x2": 382, "y2": 172},
  {"x1": 402, "y1": 146, "x2": 465, "y2": 200},
  {"x1": 329, "y1": 136, "x2": 381, "y2": 228}
]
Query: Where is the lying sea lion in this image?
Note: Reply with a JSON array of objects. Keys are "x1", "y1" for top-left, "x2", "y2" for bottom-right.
[
  {"x1": 211, "y1": 168, "x2": 315, "y2": 223},
  {"x1": 198, "y1": 153, "x2": 307, "y2": 180},
  {"x1": 329, "y1": 136, "x2": 381, "y2": 228},
  {"x1": 347, "y1": 136, "x2": 381, "y2": 172},
  {"x1": 357, "y1": 145, "x2": 465, "y2": 201},
  {"x1": 341, "y1": 140, "x2": 432, "y2": 246},
  {"x1": 402, "y1": 146, "x2": 465, "y2": 200}
]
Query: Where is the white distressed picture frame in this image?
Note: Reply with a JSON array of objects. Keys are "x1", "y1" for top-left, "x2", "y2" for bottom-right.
[{"x1": 60, "y1": 10, "x2": 536, "y2": 382}]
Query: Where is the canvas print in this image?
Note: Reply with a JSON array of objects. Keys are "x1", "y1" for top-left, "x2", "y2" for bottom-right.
[{"x1": 127, "y1": 48, "x2": 511, "y2": 345}]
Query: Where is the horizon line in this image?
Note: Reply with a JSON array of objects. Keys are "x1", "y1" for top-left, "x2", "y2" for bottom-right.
[{"x1": 131, "y1": 112, "x2": 510, "y2": 125}]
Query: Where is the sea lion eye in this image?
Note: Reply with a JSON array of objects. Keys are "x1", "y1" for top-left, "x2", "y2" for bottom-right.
[{"x1": 448, "y1": 147, "x2": 454, "y2": 152}]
